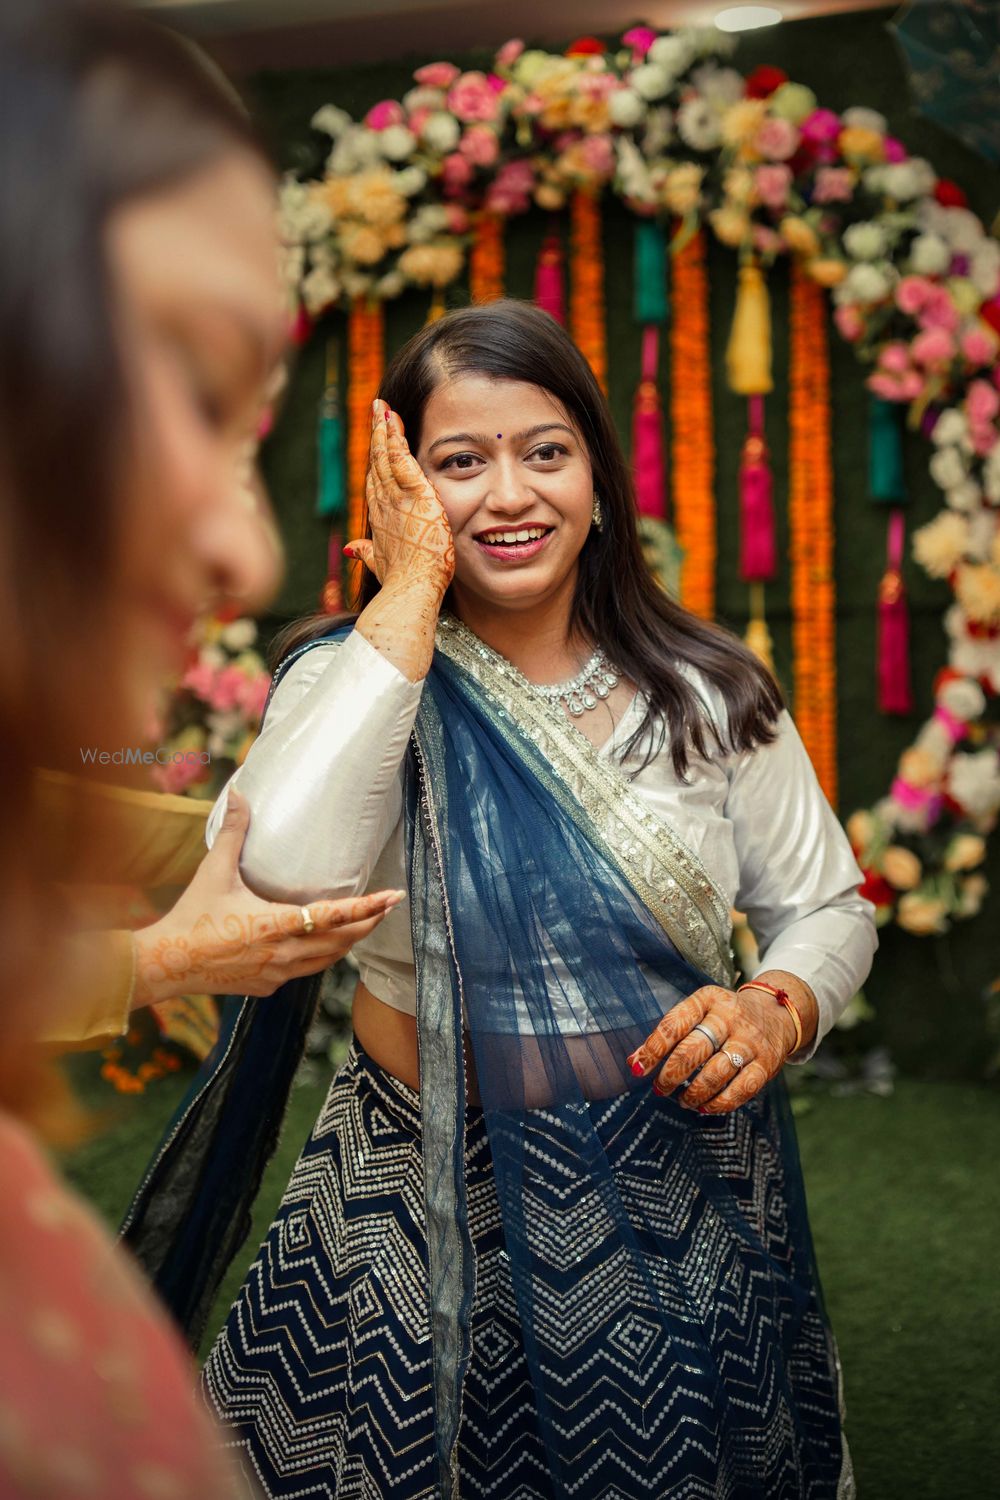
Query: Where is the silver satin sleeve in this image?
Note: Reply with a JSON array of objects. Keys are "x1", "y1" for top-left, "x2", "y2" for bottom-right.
[
  {"x1": 205, "y1": 628, "x2": 424, "y2": 904},
  {"x1": 725, "y1": 708, "x2": 879, "y2": 1065}
]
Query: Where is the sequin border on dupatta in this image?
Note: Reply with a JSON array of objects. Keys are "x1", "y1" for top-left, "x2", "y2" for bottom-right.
[{"x1": 433, "y1": 612, "x2": 736, "y2": 988}]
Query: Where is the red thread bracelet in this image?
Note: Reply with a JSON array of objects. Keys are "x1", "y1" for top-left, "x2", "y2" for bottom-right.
[{"x1": 736, "y1": 981, "x2": 804, "y2": 1055}]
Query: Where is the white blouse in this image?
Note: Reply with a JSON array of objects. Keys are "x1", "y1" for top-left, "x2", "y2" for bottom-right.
[{"x1": 206, "y1": 626, "x2": 877, "y2": 1064}]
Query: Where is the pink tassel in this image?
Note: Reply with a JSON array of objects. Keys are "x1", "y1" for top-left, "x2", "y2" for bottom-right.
[
  {"x1": 878, "y1": 508, "x2": 915, "y2": 715},
  {"x1": 632, "y1": 326, "x2": 666, "y2": 519},
  {"x1": 739, "y1": 396, "x2": 777, "y2": 582},
  {"x1": 534, "y1": 231, "x2": 565, "y2": 324}
]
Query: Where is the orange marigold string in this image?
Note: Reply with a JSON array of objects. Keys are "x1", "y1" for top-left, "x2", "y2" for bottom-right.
[
  {"x1": 469, "y1": 212, "x2": 505, "y2": 303},
  {"x1": 668, "y1": 224, "x2": 716, "y2": 619},
  {"x1": 346, "y1": 297, "x2": 384, "y2": 606},
  {"x1": 789, "y1": 261, "x2": 838, "y2": 806},
  {"x1": 569, "y1": 190, "x2": 607, "y2": 394}
]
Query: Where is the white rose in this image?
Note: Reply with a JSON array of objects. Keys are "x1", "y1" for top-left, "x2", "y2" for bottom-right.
[
  {"x1": 947, "y1": 749, "x2": 1000, "y2": 819},
  {"x1": 375, "y1": 270, "x2": 406, "y2": 299},
  {"x1": 909, "y1": 233, "x2": 951, "y2": 276},
  {"x1": 930, "y1": 446, "x2": 970, "y2": 491},
  {"x1": 220, "y1": 620, "x2": 258, "y2": 651},
  {"x1": 843, "y1": 222, "x2": 888, "y2": 261},
  {"x1": 340, "y1": 268, "x2": 374, "y2": 299},
  {"x1": 412, "y1": 203, "x2": 448, "y2": 234},
  {"x1": 609, "y1": 88, "x2": 646, "y2": 128},
  {"x1": 881, "y1": 160, "x2": 936, "y2": 202},
  {"x1": 931, "y1": 407, "x2": 968, "y2": 447},
  {"x1": 301, "y1": 265, "x2": 341, "y2": 314},
  {"x1": 945, "y1": 480, "x2": 983, "y2": 513},
  {"x1": 311, "y1": 104, "x2": 352, "y2": 137},
  {"x1": 402, "y1": 86, "x2": 446, "y2": 113},
  {"x1": 941, "y1": 206, "x2": 983, "y2": 253},
  {"x1": 842, "y1": 262, "x2": 893, "y2": 305},
  {"x1": 420, "y1": 111, "x2": 461, "y2": 152},
  {"x1": 984, "y1": 446, "x2": 1000, "y2": 504},
  {"x1": 938, "y1": 676, "x2": 986, "y2": 721},
  {"x1": 970, "y1": 239, "x2": 1000, "y2": 299},
  {"x1": 676, "y1": 96, "x2": 720, "y2": 150},
  {"x1": 843, "y1": 106, "x2": 887, "y2": 134},
  {"x1": 380, "y1": 125, "x2": 416, "y2": 161},
  {"x1": 631, "y1": 62, "x2": 672, "y2": 101},
  {"x1": 690, "y1": 65, "x2": 744, "y2": 106},
  {"x1": 199, "y1": 645, "x2": 227, "y2": 671},
  {"x1": 647, "y1": 35, "x2": 694, "y2": 74},
  {"x1": 394, "y1": 164, "x2": 427, "y2": 196}
]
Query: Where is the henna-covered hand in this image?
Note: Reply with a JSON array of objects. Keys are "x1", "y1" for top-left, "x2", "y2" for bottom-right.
[
  {"x1": 132, "y1": 789, "x2": 404, "y2": 1006},
  {"x1": 624, "y1": 970, "x2": 820, "y2": 1115}
]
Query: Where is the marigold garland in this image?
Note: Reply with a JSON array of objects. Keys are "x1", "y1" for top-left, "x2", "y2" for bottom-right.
[
  {"x1": 469, "y1": 212, "x2": 505, "y2": 303},
  {"x1": 346, "y1": 297, "x2": 385, "y2": 601},
  {"x1": 789, "y1": 261, "x2": 838, "y2": 806},
  {"x1": 669, "y1": 226, "x2": 716, "y2": 620},
  {"x1": 569, "y1": 190, "x2": 607, "y2": 394}
]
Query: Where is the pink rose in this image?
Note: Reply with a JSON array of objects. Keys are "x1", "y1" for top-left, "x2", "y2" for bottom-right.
[
  {"x1": 961, "y1": 326, "x2": 998, "y2": 367},
  {"x1": 239, "y1": 674, "x2": 270, "y2": 722},
  {"x1": 918, "y1": 286, "x2": 960, "y2": 332},
  {"x1": 883, "y1": 136, "x2": 908, "y2": 163},
  {"x1": 364, "y1": 99, "x2": 405, "y2": 131},
  {"x1": 459, "y1": 124, "x2": 500, "y2": 166},
  {"x1": 970, "y1": 424, "x2": 997, "y2": 457},
  {"x1": 414, "y1": 61, "x2": 460, "y2": 89},
  {"x1": 895, "y1": 275, "x2": 934, "y2": 316},
  {"x1": 878, "y1": 341, "x2": 912, "y2": 375},
  {"x1": 966, "y1": 378, "x2": 1000, "y2": 425},
  {"x1": 755, "y1": 163, "x2": 792, "y2": 210},
  {"x1": 834, "y1": 303, "x2": 865, "y2": 342},
  {"x1": 910, "y1": 327, "x2": 957, "y2": 369},
  {"x1": 813, "y1": 166, "x2": 854, "y2": 204},
  {"x1": 756, "y1": 117, "x2": 799, "y2": 161},
  {"x1": 444, "y1": 204, "x2": 470, "y2": 233},
  {"x1": 580, "y1": 133, "x2": 614, "y2": 176},
  {"x1": 441, "y1": 152, "x2": 474, "y2": 195},
  {"x1": 181, "y1": 661, "x2": 217, "y2": 701},
  {"x1": 869, "y1": 371, "x2": 925, "y2": 401},
  {"x1": 622, "y1": 25, "x2": 657, "y2": 59},
  {"x1": 487, "y1": 73, "x2": 506, "y2": 94},
  {"x1": 496, "y1": 38, "x2": 525, "y2": 69},
  {"x1": 800, "y1": 108, "x2": 841, "y2": 145},
  {"x1": 154, "y1": 758, "x2": 205, "y2": 795},
  {"x1": 486, "y1": 159, "x2": 535, "y2": 214},
  {"x1": 407, "y1": 105, "x2": 433, "y2": 136},
  {"x1": 751, "y1": 225, "x2": 783, "y2": 255},
  {"x1": 209, "y1": 666, "x2": 248, "y2": 713},
  {"x1": 447, "y1": 71, "x2": 500, "y2": 123}
]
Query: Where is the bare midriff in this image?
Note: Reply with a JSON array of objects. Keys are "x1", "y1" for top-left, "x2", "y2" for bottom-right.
[{"x1": 351, "y1": 976, "x2": 484, "y2": 1106}]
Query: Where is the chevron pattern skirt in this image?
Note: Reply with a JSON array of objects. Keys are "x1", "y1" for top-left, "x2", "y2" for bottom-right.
[{"x1": 201, "y1": 1037, "x2": 852, "y2": 1499}]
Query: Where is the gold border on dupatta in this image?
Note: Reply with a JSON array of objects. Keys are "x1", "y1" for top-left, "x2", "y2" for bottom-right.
[{"x1": 434, "y1": 613, "x2": 736, "y2": 988}]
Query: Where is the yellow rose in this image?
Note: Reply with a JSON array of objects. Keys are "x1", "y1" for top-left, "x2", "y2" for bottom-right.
[
  {"x1": 720, "y1": 99, "x2": 767, "y2": 148},
  {"x1": 898, "y1": 746, "x2": 942, "y2": 788},
  {"x1": 880, "y1": 845, "x2": 923, "y2": 890},
  {"x1": 779, "y1": 216, "x2": 821, "y2": 258},
  {"x1": 957, "y1": 874, "x2": 988, "y2": 917},
  {"x1": 723, "y1": 166, "x2": 757, "y2": 207},
  {"x1": 709, "y1": 206, "x2": 751, "y2": 249},
  {"x1": 845, "y1": 810, "x2": 875, "y2": 851},
  {"x1": 664, "y1": 163, "x2": 705, "y2": 216},
  {"x1": 341, "y1": 225, "x2": 387, "y2": 266},
  {"x1": 534, "y1": 183, "x2": 567, "y2": 211},
  {"x1": 838, "y1": 126, "x2": 885, "y2": 164},
  {"x1": 943, "y1": 834, "x2": 986, "y2": 872},
  {"x1": 806, "y1": 258, "x2": 848, "y2": 287},
  {"x1": 398, "y1": 240, "x2": 464, "y2": 288},
  {"x1": 896, "y1": 892, "x2": 949, "y2": 935}
]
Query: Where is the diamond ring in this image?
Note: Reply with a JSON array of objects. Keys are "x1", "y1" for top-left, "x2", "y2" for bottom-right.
[{"x1": 722, "y1": 1049, "x2": 746, "y2": 1070}]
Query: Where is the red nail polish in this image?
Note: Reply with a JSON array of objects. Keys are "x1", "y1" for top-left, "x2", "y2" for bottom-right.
[
  {"x1": 698, "y1": 1107, "x2": 709, "y2": 1114},
  {"x1": 630, "y1": 1059, "x2": 645, "y2": 1077},
  {"x1": 342, "y1": 545, "x2": 354, "y2": 557},
  {"x1": 652, "y1": 1082, "x2": 667, "y2": 1096},
  {"x1": 384, "y1": 406, "x2": 391, "y2": 422}
]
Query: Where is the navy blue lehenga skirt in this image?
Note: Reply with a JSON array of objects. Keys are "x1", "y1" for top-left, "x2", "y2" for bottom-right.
[{"x1": 201, "y1": 1038, "x2": 851, "y2": 1499}]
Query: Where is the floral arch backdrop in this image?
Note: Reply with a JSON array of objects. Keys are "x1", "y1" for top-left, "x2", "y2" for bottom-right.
[{"x1": 271, "y1": 23, "x2": 1000, "y2": 957}]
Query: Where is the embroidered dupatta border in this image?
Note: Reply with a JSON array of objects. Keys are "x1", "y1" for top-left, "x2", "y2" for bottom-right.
[{"x1": 433, "y1": 612, "x2": 736, "y2": 988}]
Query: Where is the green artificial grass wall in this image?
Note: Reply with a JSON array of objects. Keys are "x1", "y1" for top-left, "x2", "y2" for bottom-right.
[{"x1": 237, "y1": 6, "x2": 1000, "y2": 1080}]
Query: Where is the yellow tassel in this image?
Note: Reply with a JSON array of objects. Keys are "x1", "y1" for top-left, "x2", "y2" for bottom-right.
[
  {"x1": 725, "y1": 260, "x2": 773, "y2": 395},
  {"x1": 744, "y1": 582, "x2": 775, "y2": 672},
  {"x1": 426, "y1": 288, "x2": 446, "y2": 325}
]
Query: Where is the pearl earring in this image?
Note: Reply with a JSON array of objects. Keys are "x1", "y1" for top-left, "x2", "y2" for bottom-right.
[{"x1": 591, "y1": 493, "x2": 603, "y2": 530}]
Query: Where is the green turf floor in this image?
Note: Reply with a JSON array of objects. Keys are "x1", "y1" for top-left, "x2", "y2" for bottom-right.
[{"x1": 59, "y1": 1060, "x2": 1000, "y2": 1498}]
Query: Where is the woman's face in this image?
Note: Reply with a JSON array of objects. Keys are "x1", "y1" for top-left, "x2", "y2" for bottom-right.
[
  {"x1": 105, "y1": 148, "x2": 287, "y2": 735},
  {"x1": 415, "y1": 373, "x2": 594, "y2": 620}
]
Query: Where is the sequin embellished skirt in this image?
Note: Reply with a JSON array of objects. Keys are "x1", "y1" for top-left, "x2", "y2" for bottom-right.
[{"x1": 201, "y1": 1038, "x2": 853, "y2": 1499}]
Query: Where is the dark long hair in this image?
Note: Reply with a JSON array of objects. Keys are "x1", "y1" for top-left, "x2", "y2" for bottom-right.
[
  {"x1": 275, "y1": 298, "x2": 784, "y2": 780},
  {"x1": 0, "y1": 0, "x2": 269, "y2": 1132}
]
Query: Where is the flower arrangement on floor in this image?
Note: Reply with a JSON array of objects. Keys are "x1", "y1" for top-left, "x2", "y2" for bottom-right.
[
  {"x1": 151, "y1": 614, "x2": 271, "y2": 801},
  {"x1": 276, "y1": 23, "x2": 999, "y2": 942}
]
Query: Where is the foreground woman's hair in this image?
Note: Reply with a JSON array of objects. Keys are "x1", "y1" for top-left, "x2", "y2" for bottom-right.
[{"x1": 275, "y1": 298, "x2": 784, "y2": 780}]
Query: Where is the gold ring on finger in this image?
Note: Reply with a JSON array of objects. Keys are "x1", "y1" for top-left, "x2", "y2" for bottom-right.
[
  {"x1": 722, "y1": 1049, "x2": 746, "y2": 1070},
  {"x1": 300, "y1": 904, "x2": 316, "y2": 935}
]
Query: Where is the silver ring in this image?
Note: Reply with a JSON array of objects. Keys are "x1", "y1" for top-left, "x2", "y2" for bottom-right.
[
  {"x1": 692, "y1": 1022, "x2": 721, "y2": 1051},
  {"x1": 722, "y1": 1049, "x2": 746, "y2": 1070},
  {"x1": 300, "y1": 904, "x2": 316, "y2": 934}
]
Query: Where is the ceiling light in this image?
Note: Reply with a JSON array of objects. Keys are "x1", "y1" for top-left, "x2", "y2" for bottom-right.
[{"x1": 714, "y1": 6, "x2": 784, "y2": 32}]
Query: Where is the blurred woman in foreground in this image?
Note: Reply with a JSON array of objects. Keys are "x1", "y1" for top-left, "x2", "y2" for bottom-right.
[{"x1": 0, "y1": 2, "x2": 399, "y2": 1492}]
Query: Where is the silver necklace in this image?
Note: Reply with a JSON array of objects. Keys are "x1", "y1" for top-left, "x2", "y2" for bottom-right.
[{"x1": 530, "y1": 645, "x2": 622, "y2": 717}]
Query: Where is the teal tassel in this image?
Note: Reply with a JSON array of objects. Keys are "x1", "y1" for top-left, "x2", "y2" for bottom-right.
[
  {"x1": 633, "y1": 219, "x2": 669, "y2": 325},
  {"x1": 316, "y1": 339, "x2": 346, "y2": 520},
  {"x1": 868, "y1": 395, "x2": 907, "y2": 503}
]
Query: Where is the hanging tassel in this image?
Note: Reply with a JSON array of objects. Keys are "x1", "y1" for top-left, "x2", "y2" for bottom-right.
[
  {"x1": 725, "y1": 258, "x2": 773, "y2": 395},
  {"x1": 739, "y1": 394, "x2": 777, "y2": 582},
  {"x1": 534, "y1": 227, "x2": 565, "y2": 324},
  {"x1": 633, "y1": 219, "x2": 668, "y2": 325},
  {"x1": 426, "y1": 288, "x2": 447, "y2": 325},
  {"x1": 316, "y1": 337, "x2": 346, "y2": 520},
  {"x1": 470, "y1": 213, "x2": 505, "y2": 303},
  {"x1": 632, "y1": 326, "x2": 666, "y2": 519},
  {"x1": 744, "y1": 582, "x2": 776, "y2": 673},
  {"x1": 868, "y1": 394, "x2": 907, "y2": 502},
  {"x1": 878, "y1": 507, "x2": 915, "y2": 715}
]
